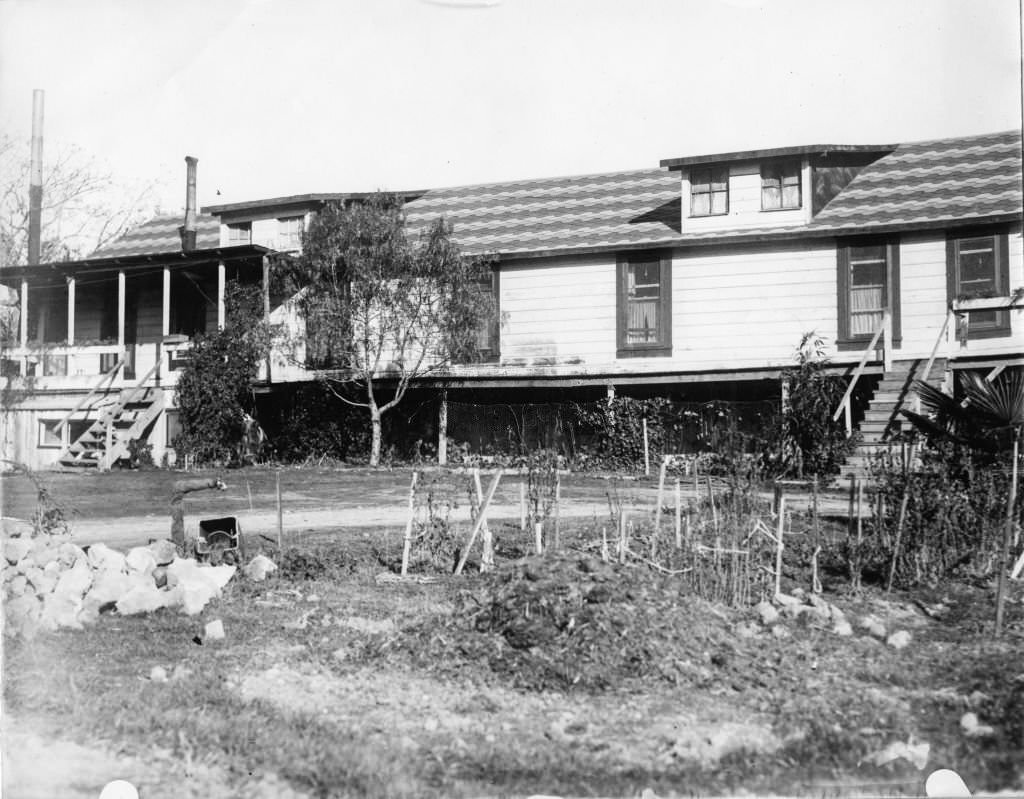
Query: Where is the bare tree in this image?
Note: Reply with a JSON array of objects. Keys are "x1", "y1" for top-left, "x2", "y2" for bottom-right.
[
  {"x1": 0, "y1": 133, "x2": 158, "y2": 267},
  {"x1": 295, "y1": 194, "x2": 496, "y2": 466}
]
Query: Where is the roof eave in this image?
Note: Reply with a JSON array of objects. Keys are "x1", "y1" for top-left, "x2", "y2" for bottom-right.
[{"x1": 660, "y1": 143, "x2": 897, "y2": 170}]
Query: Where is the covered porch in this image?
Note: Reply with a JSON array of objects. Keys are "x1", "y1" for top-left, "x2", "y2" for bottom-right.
[{"x1": 1, "y1": 244, "x2": 271, "y2": 387}]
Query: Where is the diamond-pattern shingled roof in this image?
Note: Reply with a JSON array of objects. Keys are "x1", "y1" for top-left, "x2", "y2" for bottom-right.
[
  {"x1": 89, "y1": 213, "x2": 221, "y2": 258},
  {"x1": 399, "y1": 129, "x2": 1021, "y2": 257}
]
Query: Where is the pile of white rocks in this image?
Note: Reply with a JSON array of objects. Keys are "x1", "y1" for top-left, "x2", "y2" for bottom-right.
[
  {"x1": 3, "y1": 535, "x2": 238, "y2": 639},
  {"x1": 752, "y1": 588, "x2": 912, "y2": 648}
]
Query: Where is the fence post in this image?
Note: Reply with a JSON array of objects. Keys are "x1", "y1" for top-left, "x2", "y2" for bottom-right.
[
  {"x1": 400, "y1": 471, "x2": 419, "y2": 576},
  {"x1": 642, "y1": 418, "x2": 650, "y2": 477},
  {"x1": 774, "y1": 495, "x2": 786, "y2": 598},
  {"x1": 674, "y1": 479, "x2": 682, "y2": 549},
  {"x1": 655, "y1": 455, "x2": 667, "y2": 531}
]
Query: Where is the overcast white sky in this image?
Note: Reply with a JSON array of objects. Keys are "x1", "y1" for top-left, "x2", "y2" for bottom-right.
[{"x1": 1, "y1": 0, "x2": 1021, "y2": 213}]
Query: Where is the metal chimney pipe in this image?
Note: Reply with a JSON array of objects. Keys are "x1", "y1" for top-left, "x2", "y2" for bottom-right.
[
  {"x1": 179, "y1": 156, "x2": 198, "y2": 251},
  {"x1": 27, "y1": 89, "x2": 44, "y2": 265}
]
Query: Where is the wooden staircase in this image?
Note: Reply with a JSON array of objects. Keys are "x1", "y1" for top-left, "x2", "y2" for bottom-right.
[
  {"x1": 59, "y1": 380, "x2": 165, "y2": 470},
  {"x1": 835, "y1": 358, "x2": 947, "y2": 484}
]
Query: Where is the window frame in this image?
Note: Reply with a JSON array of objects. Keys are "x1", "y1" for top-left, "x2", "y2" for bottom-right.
[
  {"x1": 617, "y1": 251, "x2": 672, "y2": 358},
  {"x1": 760, "y1": 161, "x2": 803, "y2": 211},
  {"x1": 276, "y1": 215, "x2": 304, "y2": 250},
  {"x1": 836, "y1": 236, "x2": 902, "y2": 351},
  {"x1": 226, "y1": 221, "x2": 252, "y2": 246},
  {"x1": 476, "y1": 267, "x2": 500, "y2": 363},
  {"x1": 689, "y1": 167, "x2": 729, "y2": 217},
  {"x1": 38, "y1": 419, "x2": 64, "y2": 449},
  {"x1": 946, "y1": 229, "x2": 1011, "y2": 339}
]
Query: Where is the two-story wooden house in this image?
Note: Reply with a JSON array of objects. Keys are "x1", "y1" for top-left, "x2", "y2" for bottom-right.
[{"x1": 2, "y1": 130, "x2": 1021, "y2": 471}]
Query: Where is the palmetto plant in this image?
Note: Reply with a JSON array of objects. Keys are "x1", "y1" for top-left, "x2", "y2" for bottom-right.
[{"x1": 901, "y1": 368, "x2": 1023, "y2": 636}]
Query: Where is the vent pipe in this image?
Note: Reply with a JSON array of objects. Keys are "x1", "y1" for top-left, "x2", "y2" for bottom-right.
[
  {"x1": 179, "y1": 155, "x2": 198, "y2": 251},
  {"x1": 27, "y1": 90, "x2": 44, "y2": 265}
]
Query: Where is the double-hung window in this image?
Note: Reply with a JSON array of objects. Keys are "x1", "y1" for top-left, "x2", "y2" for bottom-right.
[
  {"x1": 277, "y1": 216, "x2": 304, "y2": 250},
  {"x1": 475, "y1": 269, "x2": 500, "y2": 362},
  {"x1": 617, "y1": 252, "x2": 672, "y2": 357},
  {"x1": 690, "y1": 167, "x2": 728, "y2": 217},
  {"x1": 837, "y1": 238, "x2": 901, "y2": 350},
  {"x1": 947, "y1": 231, "x2": 1011, "y2": 337},
  {"x1": 761, "y1": 161, "x2": 802, "y2": 210},
  {"x1": 226, "y1": 222, "x2": 252, "y2": 245}
]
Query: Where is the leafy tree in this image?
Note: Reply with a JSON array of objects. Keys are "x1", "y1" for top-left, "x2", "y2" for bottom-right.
[
  {"x1": 0, "y1": 133, "x2": 157, "y2": 266},
  {"x1": 775, "y1": 332, "x2": 858, "y2": 477},
  {"x1": 173, "y1": 282, "x2": 270, "y2": 464},
  {"x1": 294, "y1": 194, "x2": 496, "y2": 466}
]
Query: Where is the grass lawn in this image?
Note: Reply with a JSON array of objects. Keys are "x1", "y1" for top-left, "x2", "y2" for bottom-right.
[{"x1": 3, "y1": 467, "x2": 1023, "y2": 798}]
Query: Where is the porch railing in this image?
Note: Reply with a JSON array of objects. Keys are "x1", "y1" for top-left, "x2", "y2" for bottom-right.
[{"x1": 832, "y1": 308, "x2": 892, "y2": 437}]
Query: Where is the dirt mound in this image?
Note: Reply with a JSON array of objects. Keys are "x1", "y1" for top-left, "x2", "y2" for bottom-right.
[{"x1": 374, "y1": 551, "x2": 756, "y2": 692}]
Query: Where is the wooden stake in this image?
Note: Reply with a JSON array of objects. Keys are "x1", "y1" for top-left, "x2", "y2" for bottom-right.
[
  {"x1": 619, "y1": 510, "x2": 627, "y2": 564},
  {"x1": 275, "y1": 470, "x2": 283, "y2": 551},
  {"x1": 642, "y1": 418, "x2": 650, "y2": 476},
  {"x1": 520, "y1": 481, "x2": 526, "y2": 531},
  {"x1": 707, "y1": 476, "x2": 718, "y2": 533},
  {"x1": 534, "y1": 522, "x2": 543, "y2": 555},
  {"x1": 655, "y1": 455, "x2": 667, "y2": 531},
  {"x1": 601, "y1": 526, "x2": 609, "y2": 562},
  {"x1": 400, "y1": 471, "x2": 419, "y2": 576},
  {"x1": 553, "y1": 472, "x2": 561, "y2": 550},
  {"x1": 455, "y1": 470, "x2": 502, "y2": 575},
  {"x1": 473, "y1": 469, "x2": 494, "y2": 572},
  {"x1": 774, "y1": 495, "x2": 785, "y2": 599},
  {"x1": 812, "y1": 475, "x2": 820, "y2": 549},
  {"x1": 887, "y1": 445, "x2": 915, "y2": 593},
  {"x1": 246, "y1": 480, "x2": 254, "y2": 514},
  {"x1": 674, "y1": 479, "x2": 682, "y2": 549},
  {"x1": 848, "y1": 475, "x2": 857, "y2": 540}
]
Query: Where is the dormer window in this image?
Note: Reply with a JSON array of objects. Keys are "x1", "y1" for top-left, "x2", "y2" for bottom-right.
[
  {"x1": 690, "y1": 167, "x2": 728, "y2": 217},
  {"x1": 761, "y1": 162, "x2": 801, "y2": 210}
]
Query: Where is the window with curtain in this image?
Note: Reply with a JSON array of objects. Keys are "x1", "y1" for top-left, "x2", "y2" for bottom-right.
[
  {"x1": 618, "y1": 253, "x2": 672, "y2": 357},
  {"x1": 948, "y1": 232, "x2": 1010, "y2": 336},
  {"x1": 690, "y1": 167, "x2": 728, "y2": 216},
  {"x1": 761, "y1": 162, "x2": 802, "y2": 210},
  {"x1": 837, "y1": 238, "x2": 901, "y2": 350}
]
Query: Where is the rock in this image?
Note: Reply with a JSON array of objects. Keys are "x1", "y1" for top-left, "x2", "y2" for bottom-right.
[
  {"x1": 87, "y1": 543, "x2": 127, "y2": 574},
  {"x1": 164, "y1": 559, "x2": 235, "y2": 615},
  {"x1": 125, "y1": 547, "x2": 157, "y2": 576},
  {"x1": 204, "y1": 619, "x2": 225, "y2": 641},
  {"x1": 150, "y1": 666, "x2": 168, "y2": 683},
  {"x1": 87, "y1": 570, "x2": 135, "y2": 606},
  {"x1": 833, "y1": 619, "x2": 854, "y2": 637},
  {"x1": 734, "y1": 621, "x2": 761, "y2": 639},
  {"x1": 3, "y1": 537, "x2": 32, "y2": 565},
  {"x1": 808, "y1": 593, "x2": 829, "y2": 610},
  {"x1": 791, "y1": 587, "x2": 806, "y2": 600},
  {"x1": 774, "y1": 592, "x2": 799, "y2": 607},
  {"x1": 170, "y1": 664, "x2": 192, "y2": 681},
  {"x1": 53, "y1": 557, "x2": 92, "y2": 600},
  {"x1": 960, "y1": 712, "x2": 995, "y2": 737},
  {"x1": 243, "y1": 554, "x2": 277, "y2": 582},
  {"x1": 27, "y1": 568, "x2": 57, "y2": 596},
  {"x1": 772, "y1": 624, "x2": 791, "y2": 639},
  {"x1": 148, "y1": 539, "x2": 178, "y2": 566},
  {"x1": 28, "y1": 544, "x2": 60, "y2": 568},
  {"x1": 868, "y1": 739, "x2": 930, "y2": 769},
  {"x1": 4, "y1": 594, "x2": 42, "y2": 638},
  {"x1": 56, "y1": 542, "x2": 87, "y2": 568},
  {"x1": 754, "y1": 600, "x2": 779, "y2": 626},
  {"x1": 828, "y1": 603, "x2": 847, "y2": 623},
  {"x1": 40, "y1": 591, "x2": 84, "y2": 631},
  {"x1": 151, "y1": 566, "x2": 168, "y2": 588},
  {"x1": 860, "y1": 615, "x2": 887, "y2": 640},
  {"x1": 887, "y1": 630, "x2": 912, "y2": 650},
  {"x1": 925, "y1": 769, "x2": 972, "y2": 798},
  {"x1": 8, "y1": 575, "x2": 28, "y2": 596},
  {"x1": 77, "y1": 602, "x2": 101, "y2": 626},
  {"x1": 115, "y1": 583, "x2": 166, "y2": 616}
]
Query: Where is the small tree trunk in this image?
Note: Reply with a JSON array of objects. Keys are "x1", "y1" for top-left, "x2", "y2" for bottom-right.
[
  {"x1": 995, "y1": 434, "x2": 1020, "y2": 637},
  {"x1": 369, "y1": 402, "x2": 383, "y2": 467}
]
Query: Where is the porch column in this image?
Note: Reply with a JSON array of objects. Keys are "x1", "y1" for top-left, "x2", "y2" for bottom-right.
[
  {"x1": 438, "y1": 391, "x2": 448, "y2": 466},
  {"x1": 19, "y1": 278, "x2": 28, "y2": 347},
  {"x1": 217, "y1": 261, "x2": 226, "y2": 329},
  {"x1": 162, "y1": 267, "x2": 171, "y2": 337},
  {"x1": 262, "y1": 256, "x2": 272, "y2": 382},
  {"x1": 117, "y1": 269, "x2": 126, "y2": 347},
  {"x1": 66, "y1": 276, "x2": 75, "y2": 345},
  {"x1": 19, "y1": 278, "x2": 28, "y2": 375}
]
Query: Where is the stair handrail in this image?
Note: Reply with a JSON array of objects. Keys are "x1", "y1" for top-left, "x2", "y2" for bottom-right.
[
  {"x1": 914, "y1": 307, "x2": 955, "y2": 414},
  {"x1": 53, "y1": 358, "x2": 125, "y2": 435},
  {"x1": 115, "y1": 351, "x2": 167, "y2": 410},
  {"x1": 832, "y1": 309, "x2": 892, "y2": 437}
]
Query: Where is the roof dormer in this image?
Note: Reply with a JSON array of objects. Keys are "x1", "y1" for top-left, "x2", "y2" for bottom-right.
[{"x1": 660, "y1": 143, "x2": 895, "y2": 234}]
